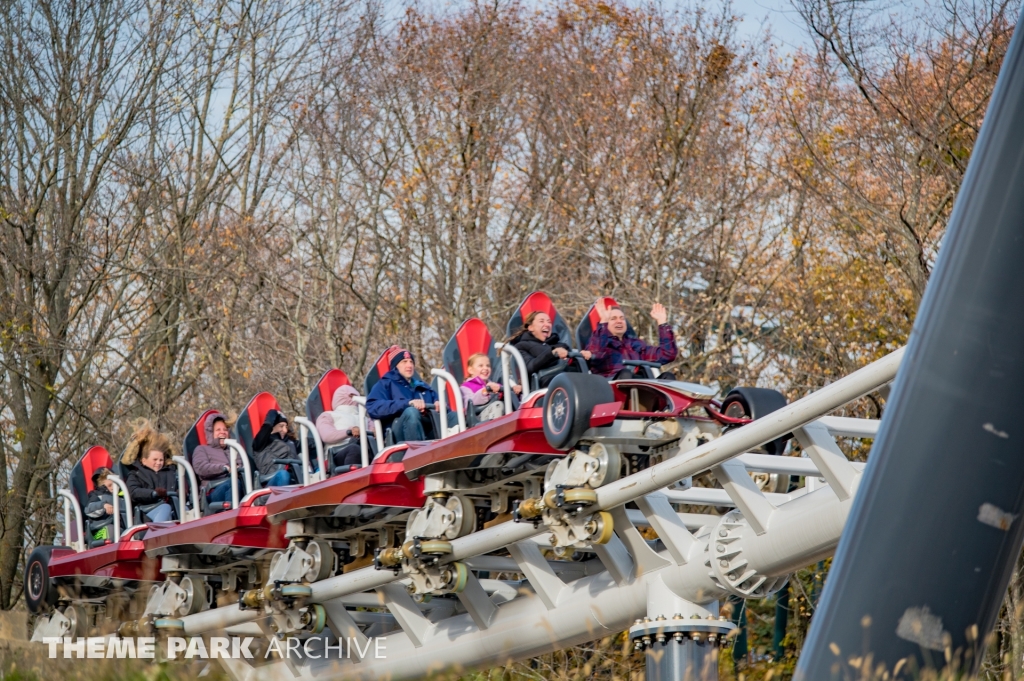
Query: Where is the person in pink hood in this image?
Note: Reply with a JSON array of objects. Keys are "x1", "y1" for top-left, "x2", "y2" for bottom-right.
[{"x1": 316, "y1": 385, "x2": 371, "y2": 470}]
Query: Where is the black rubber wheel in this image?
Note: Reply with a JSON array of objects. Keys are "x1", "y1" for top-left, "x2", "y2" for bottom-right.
[
  {"x1": 721, "y1": 386, "x2": 790, "y2": 455},
  {"x1": 543, "y1": 373, "x2": 615, "y2": 450},
  {"x1": 25, "y1": 545, "x2": 64, "y2": 614}
]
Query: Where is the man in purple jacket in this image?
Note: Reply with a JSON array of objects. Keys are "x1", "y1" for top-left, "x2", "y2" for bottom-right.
[{"x1": 585, "y1": 299, "x2": 678, "y2": 379}]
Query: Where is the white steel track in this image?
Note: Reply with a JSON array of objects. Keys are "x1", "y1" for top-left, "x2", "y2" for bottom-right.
[{"x1": 172, "y1": 348, "x2": 902, "y2": 680}]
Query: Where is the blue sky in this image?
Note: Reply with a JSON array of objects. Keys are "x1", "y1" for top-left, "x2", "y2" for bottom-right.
[{"x1": 730, "y1": 0, "x2": 816, "y2": 52}]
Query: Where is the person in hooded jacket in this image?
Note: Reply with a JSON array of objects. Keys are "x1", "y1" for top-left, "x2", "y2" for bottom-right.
[
  {"x1": 84, "y1": 467, "x2": 127, "y2": 541},
  {"x1": 251, "y1": 410, "x2": 299, "y2": 486},
  {"x1": 316, "y1": 385, "x2": 371, "y2": 470},
  {"x1": 121, "y1": 420, "x2": 178, "y2": 523},
  {"x1": 366, "y1": 346, "x2": 457, "y2": 444},
  {"x1": 192, "y1": 412, "x2": 244, "y2": 505},
  {"x1": 506, "y1": 311, "x2": 591, "y2": 388}
]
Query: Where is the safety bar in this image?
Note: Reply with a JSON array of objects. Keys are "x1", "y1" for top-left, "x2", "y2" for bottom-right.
[
  {"x1": 294, "y1": 416, "x2": 326, "y2": 485},
  {"x1": 106, "y1": 474, "x2": 133, "y2": 539},
  {"x1": 431, "y1": 368, "x2": 467, "y2": 438},
  {"x1": 223, "y1": 439, "x2": 254, "y2": 510},
  {"x1": 495, "y1": 342, "x2": 530, "y2": 413},
  {"x1": 353, "y1": 396, "x2": 380, "y2": 463},
  {"x1": 172, "y1": 456, "x2": 200, "y2": 523},
  {"x1": 58, "y1": 490, "x2": 85, "y2": 552}
]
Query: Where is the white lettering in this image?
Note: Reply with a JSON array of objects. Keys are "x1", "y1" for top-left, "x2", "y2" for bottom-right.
[
  {"x1": 286, "y1": 636, "x2": 301, "y2": 659},
  {"x1": 45, "y1": 638, "x2": 60, "y2": 658},
  {"x1": 185, "y1": 636, "x2": 208, "y2": 659},
  {"x1": 323, "y1": 637, "x2": 344, "y2": 659},
  {"x1": 87, "y1": 637, "x2": 105, "y2": 658},
  {"x1": 303, "y1": 637, "x2": 321, "y2": 660},
  {"x1": 264, "y1": 636, "x2": 284, "y2": 659},
  {"x1": 63, "y1": 637, "x2": 85, "y2": 658},
  {"x1": 375, "y1": 638, "x2": 386, "y2": 659},
  {"x1": 106, "y1": 638, "x2": 135, "y2": 658},
  {"x1": 234, "y1": 636, "x2": 255, "y2": 659},
  {"x1": 353, "y1": 637, "x2": 371, "y2": 660},
  {"x1": 137, "y1": 637, "x2": 156, "y2": 658},
  {"x1": 167, "y1": 636, "x2": 188, "y2": 659},
  {"x1": 209, "y1": 637, "x2": 230, "y2": 659}
]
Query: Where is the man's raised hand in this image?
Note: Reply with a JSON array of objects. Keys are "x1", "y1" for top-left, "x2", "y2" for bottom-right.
[{"x1": 650, "y1": 303, "x2": 668, "y2": 325}]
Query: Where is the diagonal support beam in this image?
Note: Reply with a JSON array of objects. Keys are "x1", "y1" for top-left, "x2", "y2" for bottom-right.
[
  {"x1": 793, "y1": 420, "x2": 860, "y2": 501},
  {"x1": 456, "y1": 573, "x2": 498, "y2": 630},
  {"x1": 608, "y1": 505, "x2": 670, "y2": 576},
  {"x1": 712, "y1": 459, "x2": 777, "y2": 535},
  {"x1": 592, "y1": 533, "x2": 634, "y2": 584},
  {"x1": 507, "y1": 540, "x2": 565, "y2": 609},
  {"x1": 634, "y1": 493, "x2": 697, "y2": 565},
  {"x1": 377, "y1": 583, "x2": 432, "y2": 648}
]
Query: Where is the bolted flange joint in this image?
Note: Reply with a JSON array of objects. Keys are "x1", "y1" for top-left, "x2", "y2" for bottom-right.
[
  {"x1": 629, "y1": 614, "x2": 735, "y2": 652},
  {"x1": 707, "y1": 510, "x2": 790, "y2": 599}
]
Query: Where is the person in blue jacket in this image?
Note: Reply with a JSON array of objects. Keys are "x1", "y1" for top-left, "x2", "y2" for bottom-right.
[{"x1": 366, "y1": 346, "x2": 457, "y2": 443}]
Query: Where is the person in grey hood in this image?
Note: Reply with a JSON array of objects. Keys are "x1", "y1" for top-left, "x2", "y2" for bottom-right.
[{"x1": 191, "y1": 412, "x2": 243, "y2": 505}]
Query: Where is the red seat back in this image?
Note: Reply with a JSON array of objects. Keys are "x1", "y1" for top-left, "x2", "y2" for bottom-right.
[
  {"x1": 364, "y1": 347, "x2": 425, "y2": 395},
  {"x1": 70, "y1": 446, "x2": 114, "y2": 503},
  {"x1": 575, "y1": 295, "x2": 637, "y2": 350},
  {"x1": 505, "y1": 291, "x2": 574, "y2": 349},
  {"x1": 183, "y1": 409, "x2": 222, "y2": 464},
  {"x1": 307, "y1": 369, "x2": 352, "y2": 422},
  {"x1": 441, "y1": 318, "x2": 497, "y2": 406},
  {"x1": 234, "y1": 392, "x2": 282, "y2": 458}
]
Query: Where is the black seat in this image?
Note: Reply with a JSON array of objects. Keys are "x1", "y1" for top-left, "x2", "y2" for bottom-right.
[{"x1": 306, "y1": 368, "x2": 376, "y2": 475}]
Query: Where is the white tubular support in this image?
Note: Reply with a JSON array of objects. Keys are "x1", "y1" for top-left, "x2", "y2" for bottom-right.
[
  {"x1": 58, "y1": 490, "x2": 85, "y2": 552},
  {"x1": 106, "y1": 474, "x2": 132, "y2": 538},
  {"x1": 223, "y1": 439, "x2": 253, "y2": 509},
  {"x1": 353, "y1": 396, "x2": 373, "y2": 467},
  {"x1": 431, "y1": 368, "x2": 466, "y2": 435},
  {"x1": 496, "y1": 342, "x2": 530, "y2": 408},
  {"x1": 171, "y1": 456, "x2": 200, "y2": 523},
  {"x1": 294, "y1": 416, "x2": 325, "y2": 484}
]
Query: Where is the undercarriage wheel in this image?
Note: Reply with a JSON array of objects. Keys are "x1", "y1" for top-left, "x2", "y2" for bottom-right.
[
  {"x1": 309, "y1": 604, "x2": 326, "y2": 634},
  {"x1": 589, "y1": 511, "x2": 615, "y2": 545},
  {"x1": 178, "y1": 575, "x2": 206, "y2": 616},
  {"x1": 64, "y1": 604, "x2": 90, "y2": 638},
  {"x1": 303, "y1": 539, "x2": 336, "y2": 583},
  {"x1": 543, "y1": 373, "x2": 615, "y2": 451},
  {"x1": 25, "y1": 545, "x2": 64, "y2": 614},
  {"x1": 448, "y1": 562, "x2": 469, "y2": 594},
  {"x1": 280, "y1": 584, "x2": 313, "y2": 598},
  {"x1": 419, "y1": 540, "x2": 453, "y2": 556},
  {"x1": 587, "y1": 443, "x2": 622, "y2": 488},
  {"x1": 563, "y1": 488, "x2": 598, "y2": 505},
  {"x1": 154, "y1": 618, "x2": 185, "y2": 632},
  {"x1": 442, "y1": 495, "x2": 477, "y2": 541}
]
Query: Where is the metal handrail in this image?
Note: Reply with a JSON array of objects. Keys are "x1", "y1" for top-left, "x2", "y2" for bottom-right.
[
  {"x1": 431, "y1": 368, "x2": 466, "y2": 437},
  {"x1": 58, "y1": 490, "x2": 85, "y2": 552},
  {"x1": 106, "y1": 474, "x2": 133, "y2": 538},
  {"x1": 172, "y1": 456, "x2": 200, "y2": 522},
  {"x1": 294, "y1": 416, "x2": 325, "y2": 485},
  {"x1": 495, "y1": 342, "x2": 530, "y2": 413},
  {"x1": 223, "y1": 439, "x2": 254, "y2": 509}
]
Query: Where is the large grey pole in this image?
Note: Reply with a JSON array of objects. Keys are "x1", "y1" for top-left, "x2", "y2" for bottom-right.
[{"x1": 796, "y1": 15, "x2": 1024, "y2": 679}]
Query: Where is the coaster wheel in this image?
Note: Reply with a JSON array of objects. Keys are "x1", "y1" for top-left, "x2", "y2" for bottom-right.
[
  {"x1": 178, "y1": 575, "x2": 206, "y2": 616},
  {"x1": 25, "y1": 546, "x2": 64, "y2": 614},
  {"x1": 721, "y1": 387, "x2": 792, "y2": 494},
  {"x1": 419, "y1": 540, "x2": 453, "y2": 556},
  {"x1": 280, "y1": 584, "x2": 313, "y2": 598},
  {"x1": 309, "y1": 604, "x2": 327, "y2": 634},
  {"x1": 589, "y1": 511, "x2": 615, "y2": 545},
  {"x1": 304, "y1": 539, "x2": 336, "y2": 583},
  {"x1": 563, "y1": 488, "x2": 598, "y2": 505},
  {"x1": 543, "y1": 373, "x2": 614, "y2": 451},
  {"x1": 442, "y1": 495, "x2": 477, "y2": 541},
  {"x1": 448, "y1": 562, "x2": 469, "y2": 594}
]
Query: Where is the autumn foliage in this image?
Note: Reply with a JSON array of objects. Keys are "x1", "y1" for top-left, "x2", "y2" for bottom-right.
[{"x1": 0, "y1": 0, "x2": 1018, "y2": 675}]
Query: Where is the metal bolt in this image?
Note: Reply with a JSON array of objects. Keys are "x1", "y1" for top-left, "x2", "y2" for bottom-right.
[
  {"x1": 635, "y1": 618, "x2": 643, "y2": 626},
  {"x1": 656, "y1": 615, "x2": 666, "y2": 621},
  {"x1": 719, "y1": 559, "x2": 729, "y2": 567},
  {"x1": 690, "y1": 613, "x2": 700, "y2": 619},
  {"x1": 672, "y1": 613, "x2": 683, "y2": 620},
  {"x1": 716, "y1": 545, "x2": 725, "y2": 553},
  {"x1": 719, "y1": 529, "x2": 728, "y2": 537}
]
